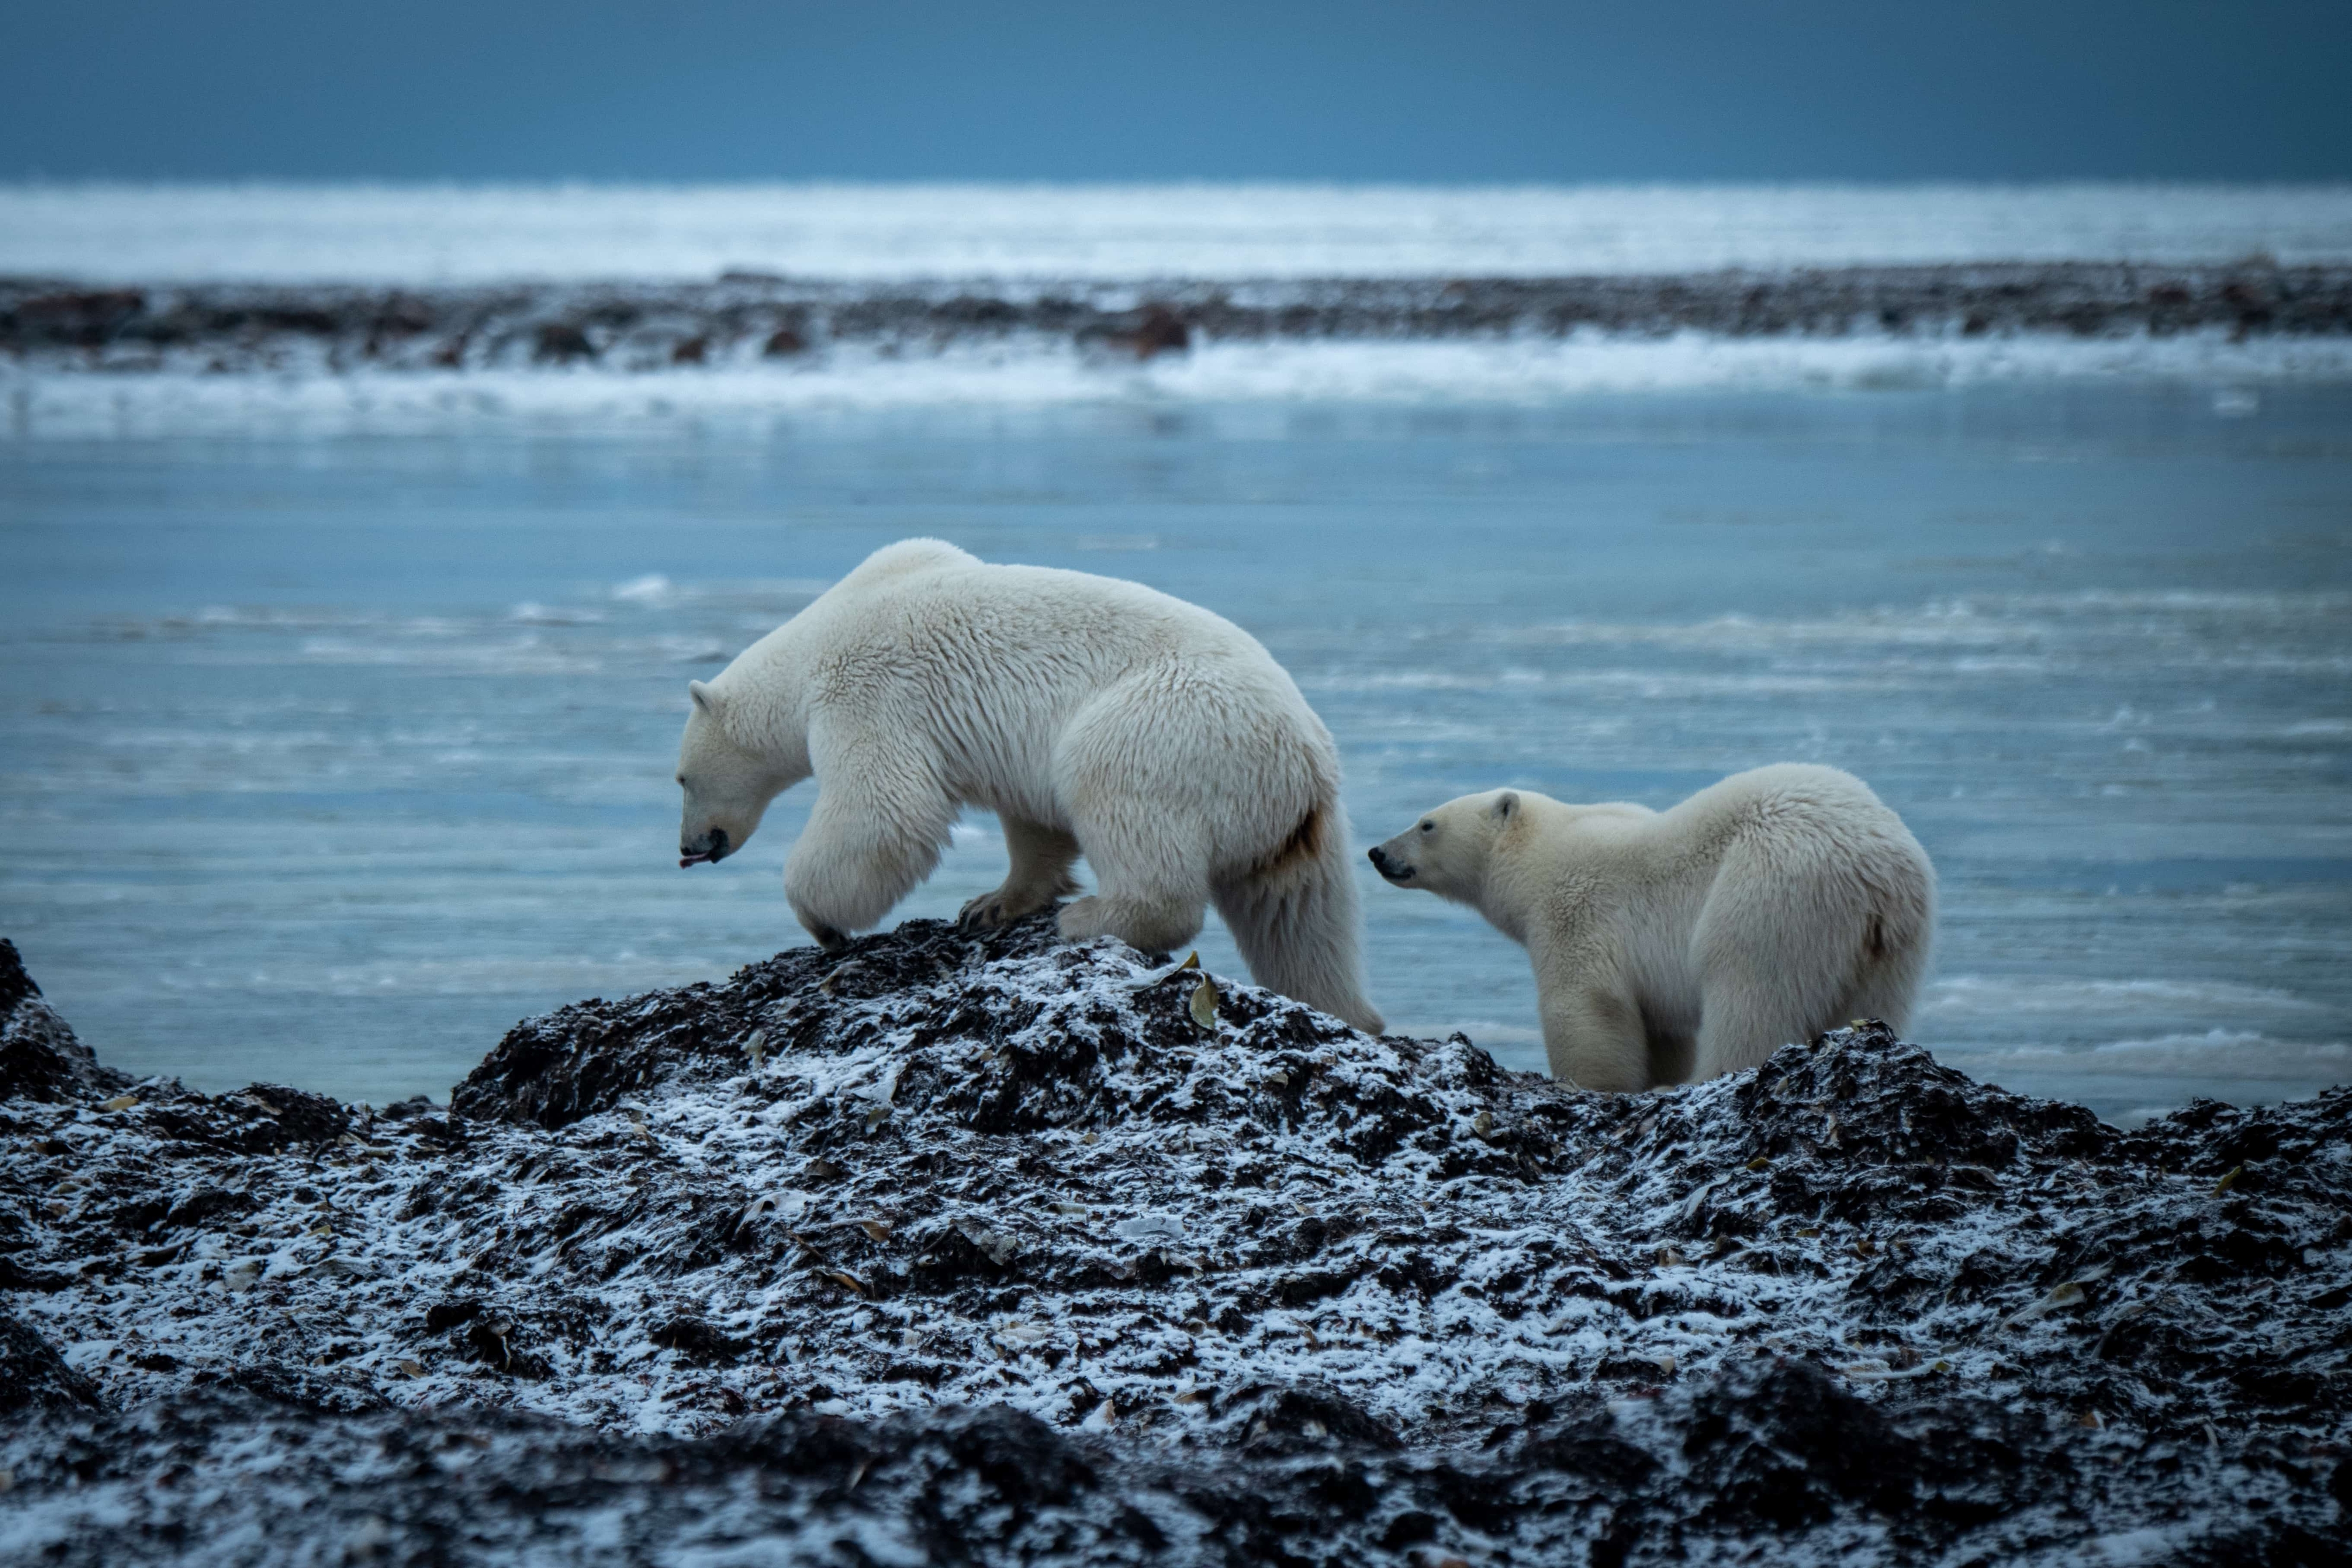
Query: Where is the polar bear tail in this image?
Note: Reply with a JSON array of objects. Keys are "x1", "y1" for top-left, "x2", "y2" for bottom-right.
[{"x1": 1213, "y1": 804, "x2": 1386, "y2": 1036}]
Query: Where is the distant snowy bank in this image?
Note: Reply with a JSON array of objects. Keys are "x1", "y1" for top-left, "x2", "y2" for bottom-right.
[
  {"x1": 5, "y1": 262, "x2": 2350, "y2": 432},
  {"x1": 9, "y1": 181, "x2": 2352, "y2": 425},
  {"x1": 6, "y1": 183, "x2": 2350, "y2": 285}
]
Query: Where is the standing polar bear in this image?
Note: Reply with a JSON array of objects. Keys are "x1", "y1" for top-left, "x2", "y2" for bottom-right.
[
  {"x1": 1369, "y1": 764, "x2": 1932, "y2": 1091},
  {"x1": 674, "y1": 538, "x2": 1384, "y2": 1034}
]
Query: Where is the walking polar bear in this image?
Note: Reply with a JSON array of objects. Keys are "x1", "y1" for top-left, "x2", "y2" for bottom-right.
[
  {"x1": 1369, "y1": 764, "x2": 1932, "y2": 1092},
  {"x1": 674, "y1": 538, "x2": 1384, "y2": 1034}
]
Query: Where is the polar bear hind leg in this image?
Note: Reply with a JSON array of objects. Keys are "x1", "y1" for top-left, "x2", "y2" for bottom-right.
[
  {"x1": 959, "y1": 817, "x2": 1082, "y2": 929},
  {"x1": 1841, "y1": 921, "x2": 1928, "y2": 1035},
  {"x1": 1055, "y1": 835, "x2": 1208, "y2": 956},
  {"x1": 1834, "y1": 860, "x2": 1935, "y2": 1035},
  {"x1": 1041, "y1": 679, "x2": 1210, "y2": 958},
  {"x1": 1691, "y1": 840, "x2": 1879, "y2": 1079},
  {"x1": 1539, "y1": 981, "x2": 1651, "y2": 1093},
  {"x1": 1050, "y1": 672, "x2": 1381, "y2": 1031},
  {"x1": 1212, "y1": 803, "x2": 1385, "y2": 1035}
]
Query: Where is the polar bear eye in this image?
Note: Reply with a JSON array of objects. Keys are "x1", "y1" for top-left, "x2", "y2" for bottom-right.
[{"x1": 1420, "y1": 821, "x2": 1434, "y2": 833}]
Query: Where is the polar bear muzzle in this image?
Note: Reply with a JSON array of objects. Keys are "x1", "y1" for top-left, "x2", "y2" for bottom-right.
[{"x1": 679, "y1": 827, "x2": 731, "y2": 867}]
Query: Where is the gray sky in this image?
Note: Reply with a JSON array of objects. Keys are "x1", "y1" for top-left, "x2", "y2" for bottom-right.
[{"x1": 5, "y1": 1, "x2": 2346, "y2": 183}]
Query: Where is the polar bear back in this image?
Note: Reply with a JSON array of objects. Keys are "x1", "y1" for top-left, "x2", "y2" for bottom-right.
[
  {"x1": 717, "y1": 538, "x2": 1335, "y2": 859},
  {"x1": 1493, "y1": 763, "x2": 1932, "y2": 1088},
  {"x1": 1541, "y1": 762, "x2": 1917, "y2": 944},
  {"x1": 770, "y1": 540, "x2": 1301, "y2": 714}
]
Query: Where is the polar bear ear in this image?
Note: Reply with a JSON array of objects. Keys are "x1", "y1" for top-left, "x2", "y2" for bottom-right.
[
  {"x1": 1491, "y1": 791, "x2": 1518, "y2": 821},
  {"x1": 687, "y1": 680, "x2": 719, "y2": 716}
]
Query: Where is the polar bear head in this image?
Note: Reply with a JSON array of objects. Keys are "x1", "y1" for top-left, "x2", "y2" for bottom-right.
[
  {"x1": 675, "y1": 680, "x2": 799, "y2": 867},
  {"x1": 1367, "y1": 790, "x2": 1520, "y2": 903}
]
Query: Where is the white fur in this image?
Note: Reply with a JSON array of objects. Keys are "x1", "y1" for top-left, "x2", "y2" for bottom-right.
[
  {"x1": 676, "y1": 538, "x2": 1384, "y2": 1033},
  {"x1": 1369, "y1": 764, "x2": 1933, "y2": 1091}
]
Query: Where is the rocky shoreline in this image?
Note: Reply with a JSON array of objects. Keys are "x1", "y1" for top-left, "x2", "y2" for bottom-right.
[
  {"x1": 3, "y1": 927, "x2": 2347, "y2": 1564},
  {"x1": 4, "y1": 260, "x2": 2347, "y2": 376}
]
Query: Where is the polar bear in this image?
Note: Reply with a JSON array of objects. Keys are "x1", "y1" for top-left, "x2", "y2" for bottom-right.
[
  {"x1": 674, "y1": 538, "x2": 1384, "y2": 1033},
  {"x1": 1368, "y1": 764, "x2": 1932, "y2": 1091}
]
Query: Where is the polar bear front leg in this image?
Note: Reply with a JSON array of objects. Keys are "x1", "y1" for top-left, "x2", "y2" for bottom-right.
[
  {"x1": 784, "y1": 782, "x2": 952, "y2": 949},
  {"x1": 959, "y1": 818, "x2": 1082, "y2": 929},
  {"x1": 1539, "y1": 983, "x2": 1652, "y2": 1094}
]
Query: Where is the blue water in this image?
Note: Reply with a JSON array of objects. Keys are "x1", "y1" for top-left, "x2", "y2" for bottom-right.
[{"x1": 3, "y1": 385, "x2": 2348, "y2": 1121}]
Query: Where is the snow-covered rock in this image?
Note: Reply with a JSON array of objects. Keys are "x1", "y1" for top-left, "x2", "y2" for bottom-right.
[{"x1": 2, "y1": 919, "x2": 2345, "y2": 1564}]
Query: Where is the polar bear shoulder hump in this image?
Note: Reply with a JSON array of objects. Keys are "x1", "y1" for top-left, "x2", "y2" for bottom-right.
[{"x1": 839, "y1": 537, "x2": 978, "y2": 587}]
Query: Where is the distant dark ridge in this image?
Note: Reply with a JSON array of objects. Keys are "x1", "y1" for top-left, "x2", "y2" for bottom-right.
[{"x1": 3, "y1": 260, "x2": 2346, "y2": 373}]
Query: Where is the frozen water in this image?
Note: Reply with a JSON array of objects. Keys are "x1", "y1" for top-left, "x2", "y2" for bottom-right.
[
  {"x1": 2, "y1": 386, "x2": 2346, "y2": 1121},
  {"x1": 4, "y1": 181, "x2": 2349, "y2": 284}
]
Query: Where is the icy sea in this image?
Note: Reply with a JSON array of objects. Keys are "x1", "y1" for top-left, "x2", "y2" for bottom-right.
[{"x1": 2, "y1": 183, "x2": 2348, "y2": 1123}]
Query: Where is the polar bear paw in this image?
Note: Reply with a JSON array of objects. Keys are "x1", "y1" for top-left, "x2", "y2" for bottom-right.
[{"x1": 957, "y1": 880, "x2": 1072, "y2": 930}]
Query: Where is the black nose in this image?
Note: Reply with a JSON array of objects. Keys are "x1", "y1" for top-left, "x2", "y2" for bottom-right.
[
  {"x1": 679, "y1": 827, "x2": 731, "y2": 867},
  {"x1": 1366, "y1": 846, "x2": 1387, "y2": 869}
]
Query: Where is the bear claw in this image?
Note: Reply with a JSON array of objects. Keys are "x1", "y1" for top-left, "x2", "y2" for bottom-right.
[{"x1": 958, "y1": 890, "x2": 1065, "y2": 929}]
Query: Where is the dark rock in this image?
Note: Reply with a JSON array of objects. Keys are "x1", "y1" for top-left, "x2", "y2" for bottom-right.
[
  {"x1": 0, "y1": 1256, "x2": 75, "y2": 1292},
  {"x1": 647, "y1": 1315, "x2": 748, "y2": 1364},
  {"x1": 1133, "y1": 303, "x2": 1191, "y2": 358},
  {"x1": 222, "y1": 1084, "x2": 349, "y2": 1146},
  {"x1": 1, "y1": 1311, "x2": 102, "y2": 1412},
  {"x1": 532, "y1": 322, "x2": 597, "y2": 363},
  {"x1": 1681, "y1": 1358, "x2": 1918, "y2": 1526},
  {"x1": 1734, "y1": 1019, "x2": 2113, "y2": 1173},
  {"x1": 2, "y1": 939, "x2": 132, "y2": 1104},
  {"x1": 422, "y1": 1298, "x2": 481, "y2": 1333},
  {"x1": 254, "y1": 306, "x2": 342, "y2": 336},
  {"x1": 456, "y1": 1314, "x2": 548, "y2": 1378},
  {"x1": 939, "y1": 294, "x2": 1021, "y2": 328},
  {"x1": 1234, "y1": 1383, "x2": 1401, "y2": 1452},
  {"x1": 451, "y1": 914, "x2": 1060, "y2": 1128},
  {"x1": 116, "y1": 1080, "x2": 349, "y2": 1153},
  {"x1": 9, "y1": 288, "x2": 145, "y2": 346},
  {"x1": 159, "y1": 1185, "x2": 254, "y2": 1233},
  {"x1": 0, "y1": 938, "x2": 37, "y2": 1016},
  {"x1": 186, "y1": 1362, "x2": 386, "y2": 1415},
  {"x1": 366, "y1": 298, "x2": 434, "y2": 339}
]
